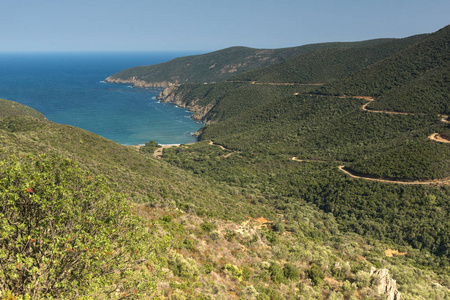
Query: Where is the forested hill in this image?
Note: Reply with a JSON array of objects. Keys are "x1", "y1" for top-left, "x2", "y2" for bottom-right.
[
  {"x1": 318, "y1": 24, "x2": 450, "y2": 115},
  {"x1": 155, "y1": 25, "x2": 450, "y2": 271},
  {"x1": 105, "y1": 38, "x2": 397, "y2": 87},
  {"x1": 231, "y1": 34, "x2": 427, "y2": 84}
]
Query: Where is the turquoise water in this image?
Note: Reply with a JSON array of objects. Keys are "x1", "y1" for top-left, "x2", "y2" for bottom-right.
[{"x1": 0, "y1": 52, "x2": 203, "y2": 145}]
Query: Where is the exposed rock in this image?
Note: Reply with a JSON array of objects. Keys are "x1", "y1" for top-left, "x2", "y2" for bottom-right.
[
  {"x1": 104, "y1": 76, "x2": 177, "y2": 88},
  {"x1": 370, "y1": 268, "x2": 401, "y2": 300},
  {"x1": 157, "y1": 86, "x2": 216, "y2": 123}
]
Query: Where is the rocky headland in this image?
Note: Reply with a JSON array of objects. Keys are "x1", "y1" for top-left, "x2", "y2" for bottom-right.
[
  {"x1": 157, "y1": 85, "x2": 216, "y2": 123},
  {"x1": 104, "y1": 76, "x2": 177, "y2": 88}
]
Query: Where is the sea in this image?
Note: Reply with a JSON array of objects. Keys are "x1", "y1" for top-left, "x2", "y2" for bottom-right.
[{"x1": 0, "y1": 52, "x2": 203, "y2": 145}]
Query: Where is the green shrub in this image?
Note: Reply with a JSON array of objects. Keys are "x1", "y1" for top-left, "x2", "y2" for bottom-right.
[
  {"x1": 139, "y1": 140, "x2": 160, "y2": 154},
  {"x1": 168, "y1": 252, "x2": 199, "y2": 279},
  {"x1": 283, "y1": 263, "x2": 300, "y2": 281},
  {"x1": 0, "y1": 152, "x2": 152, "y2": 298},
  {"x1": 183, "y1": 238, "x2": 194, "y2": 250},
  {"x1": 272, "y1": 221, "x2": 285, "y2": 234},
  {"x1": 268, "y1": 262, "x2": 285, "y2": 284},
  {"x1": 204, "y1": 263, "x2": 213, "y2": 274},
  {"x1": 222, "y1": 264, "x2": 243, "y2": 280},
  {"x1": 307, "y1": 264, "x2": 325, "y2": 285},
  {"x1": 200, "y1": 220, "x2": 215, "y2": 233}
]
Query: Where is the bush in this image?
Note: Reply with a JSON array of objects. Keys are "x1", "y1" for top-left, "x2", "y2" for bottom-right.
[
  {"x1": 222, "y1": 264, "x2": 243, "y2": 280},
  {"x1": 0, "y1": 152, "x2": 152, "y2": 298},
  {"x1": 168, "y1": 252, "x2": 200, "y2": 279},
  {"x1": 272, "y1": 222, "x2": 285, "y2": 234},
  {"x1": 283, "y1": 263, "x2": 300, "y2": 281},
  {"x1": 268, "y1": 262, "x2": 285, "y2": 284},
  {"x1": 139, "y1": 140, "x2": 160, "y2": 154},
  {"x1": 200, "y1": 220, "x2": 215, "y2": 233},
  {"x1": 307, "y1": 264, "x2": 325, "y2": 285}
]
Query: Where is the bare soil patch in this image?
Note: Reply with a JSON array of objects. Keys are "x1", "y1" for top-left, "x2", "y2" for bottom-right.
[{"x1": 385, "y1": 249, "x2": 407, "y2": 257}]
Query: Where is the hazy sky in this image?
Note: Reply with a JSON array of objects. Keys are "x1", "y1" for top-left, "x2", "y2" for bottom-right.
[{"x1": 1, "y1": 0, "x2": 449, "y2": 52}]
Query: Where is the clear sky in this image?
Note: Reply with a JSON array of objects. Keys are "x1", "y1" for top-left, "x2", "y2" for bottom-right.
[{"x1": 0, "y1": 0, "x2": 449, "y2": 52}]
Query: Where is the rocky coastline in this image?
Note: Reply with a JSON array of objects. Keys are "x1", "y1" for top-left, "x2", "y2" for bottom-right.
[
  {"x1": 104, "y1": 76, "x2": 177, "y2": 88},
  {"x1": 105, "y1": 77, "x2": 215, "y2": 124},
  {"x1": 156, "y1": 86, "x2": 215, "y2": 123}
]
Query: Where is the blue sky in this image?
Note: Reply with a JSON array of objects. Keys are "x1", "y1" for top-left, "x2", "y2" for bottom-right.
[{"x1": 0, "y1": 0, "x2": 449, "y2": 52}]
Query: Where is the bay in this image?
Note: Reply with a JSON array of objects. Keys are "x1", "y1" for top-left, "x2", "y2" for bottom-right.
[{"x1": 0, "y1": 52, "x2": 203, "y2": 145}]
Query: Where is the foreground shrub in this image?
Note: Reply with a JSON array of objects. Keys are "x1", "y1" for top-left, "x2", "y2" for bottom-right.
[{"x1": 0, "y1": 152, "x2": 153, "y2": 298}]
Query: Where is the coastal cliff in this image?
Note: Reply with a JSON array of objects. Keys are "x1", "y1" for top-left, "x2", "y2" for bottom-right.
[
  {"x1": 157, "y1": 85, "x2": 216, "y2": 123},
  {"x1": 104, "y1": 76, "x2": 177, "y2": 88}
]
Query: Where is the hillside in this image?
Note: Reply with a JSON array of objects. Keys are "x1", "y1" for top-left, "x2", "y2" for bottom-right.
[
  {"x1": 0, "y1": 98, "x2": 45, "y2": 120},
  {"x1": 105, "y1": 38, "x2": 397, "y2": 87},
  {"x1": 318, "y1": 25, "x2": 450, "y2": 115},
  {"x1": 3, "y1": 101, "x2": 448, "y2": 299},
  {"x1": 155, "y1": 26, "x2": 450, "y2": 272},
  {"x1": 154, "y1": 31, "x2": 440, "y2": 124},
  {"x1": 2, "y1": 26, "x2": 450, "y2": 299},
  {"x1": 231, "y1": 34, "x2": 427, "y2": 84}
]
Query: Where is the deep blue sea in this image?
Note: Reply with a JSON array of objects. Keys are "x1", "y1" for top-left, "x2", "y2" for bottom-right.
[{"x1": 0, "y1": 52, "x2": 203, "y2": 145}]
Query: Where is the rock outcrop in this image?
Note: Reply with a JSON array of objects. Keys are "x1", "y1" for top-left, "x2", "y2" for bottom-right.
[
  {"x1": 104, "y1": 76, "x2": 176, "y2": 88},
  {"x1": 157, "y1": 86, "x2": 216, "y2": 123},
  {"x1": 370, "y1": 268, "x2": 401, "y2": 300}
]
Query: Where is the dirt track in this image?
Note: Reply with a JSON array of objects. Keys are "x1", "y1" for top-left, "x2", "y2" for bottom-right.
[
  {"x1": 228, "y1": 81, "x2": 323, "y2": 86},
  {"x1": 428, "y1": 133, "x2": 450, "y2": 144},
  {"x1": 338, "y1": 166, "x2": 450, "y2": 185},
  {"x1": 334, "y1": 97, "x2": 450, "y2": 184},
  {"x1": 290, "y1": 95, "x2": 450, "y2": 184}
]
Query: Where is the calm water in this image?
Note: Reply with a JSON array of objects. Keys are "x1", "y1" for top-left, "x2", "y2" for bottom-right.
[{"x1": 0, "y1": 52, "x2": 203, "y2": 145}]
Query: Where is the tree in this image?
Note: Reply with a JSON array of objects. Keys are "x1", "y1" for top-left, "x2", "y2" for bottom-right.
[{"x1": 140, "y1": 140, "x2": 160, "y2": 154}]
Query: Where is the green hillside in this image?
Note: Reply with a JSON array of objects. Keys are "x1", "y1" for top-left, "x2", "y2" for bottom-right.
[
  {"x1": 3, "y1": 101, "x2": 447, "y2": 299},
  {"x1": 231, "y1": 34, "x2": 427, "y2": 84},
  {"x1": 105, "y1": 39, "x2": 397, "y2": 87},
  {"x1": 0, "y1": 98, "x2": 45, "y2": 120},
  {"x1": 156, "y1": 26, "x2": 450, "y2": 274},
  {"x1": 157, "y1": 82, "x2": 310, "y2": 123},
  {"x1": 2, "y1": 25, "x2": 450, "y2": 299},
  {"x1": 318, "y1": 25, "x2": 450, "y2": 115},
  {"x1": 1, "y1": 99, "x2": 448, "y2": 299}
]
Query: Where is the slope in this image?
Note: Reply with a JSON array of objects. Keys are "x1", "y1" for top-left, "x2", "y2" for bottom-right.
[
  {"x1": 153, "y1": 26, "x2": 450, "y2": 267},
  {"x1": 1, "y1": 102, "x2": 448, "y2": 298},
  {"x1": 318, "y1": 25, "x2": 450, "y2": 115},
  {"x1": 0, "y1": 113, "x2": 263, "y2": 221},
  {"x1": 105, "y1": 38, "x2": 398, "y2": 87},
  {"x1": 231, "y1": 34, "x2": 427, "y2": 84},
  {"x1": 0, "y1": 98, "x2": 45, "y2": 120}
]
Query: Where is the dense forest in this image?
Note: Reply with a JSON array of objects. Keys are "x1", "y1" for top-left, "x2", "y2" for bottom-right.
[
  {"x1": 158, "y1": 25, "x2": 450, "y2": 270},
  {"x1": 231, "y1": 34, "x2": 426, "y2": 84}
]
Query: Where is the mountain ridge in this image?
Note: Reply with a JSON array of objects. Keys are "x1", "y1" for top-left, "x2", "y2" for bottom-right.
[{"x1": 105, "y1": 38, "x2": 402, "y2": 87}]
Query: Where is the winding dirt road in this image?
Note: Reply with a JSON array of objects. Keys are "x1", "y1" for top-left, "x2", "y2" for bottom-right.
[
  {"x1": 336, "y1": 97, "x2": 450, "y2": 184},
  {"x1": 428, "y1": 133, "x2": 450, "y2": 144},
  {"x1": 338, "y1": 166, "x2": 450, "y2": 186},
  {"x1": 290, "y1": 95, "x2": 450, "y2": 185}
]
